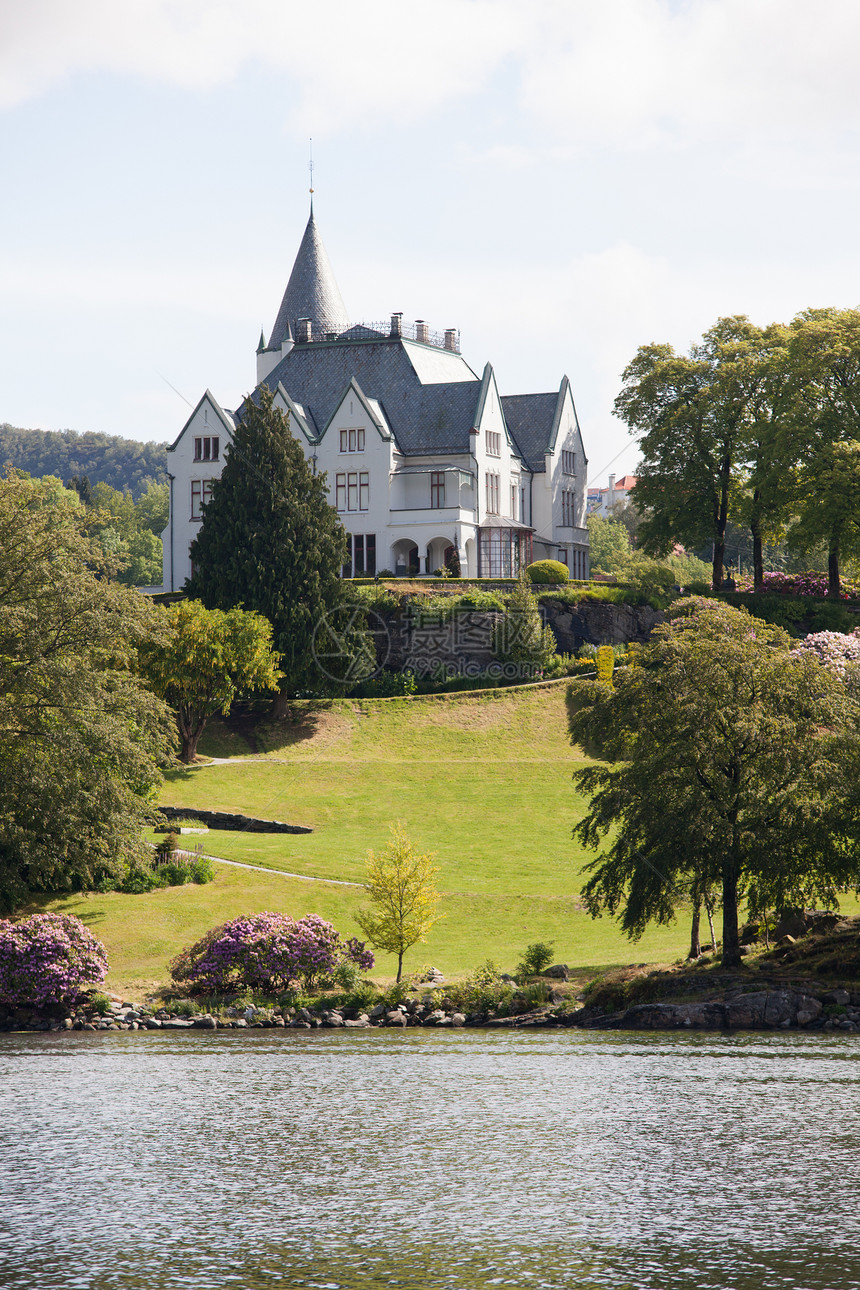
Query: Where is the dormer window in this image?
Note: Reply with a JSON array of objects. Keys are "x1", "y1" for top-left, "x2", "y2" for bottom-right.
[
  {"x1": 486, "y1": 431, "x2": 501, "y2": 457},
  {"x1": 194, "y1": 436, "x2": 219, "y2": 462},
  {"x1": 340, "y1": 428, "x2": 366, "y2": 453}
]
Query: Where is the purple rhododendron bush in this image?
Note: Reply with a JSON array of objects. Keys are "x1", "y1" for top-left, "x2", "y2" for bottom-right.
[
  {"x1": 170, "y1": 912, "x2": 374, "y2": 994},
  {"x1": 736, "y1": 571, "x2": 860, "y2": 599},
  {"x1": 0, "y1": 913, "x2": 108, "y2": 1008}
]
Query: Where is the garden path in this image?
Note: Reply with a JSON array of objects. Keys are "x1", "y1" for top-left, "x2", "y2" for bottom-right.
[{"x1": 176, "y1": 848, "x2": 362, "y2": 888}]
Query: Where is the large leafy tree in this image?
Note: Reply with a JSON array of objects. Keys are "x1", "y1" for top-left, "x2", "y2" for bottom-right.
[
  {"x1": 732, "y1": 323, "x2": 793, "y2": 591},
  {"x1": 187, "y1": 387, "x2": 348, "y2": 696},
  {"x1": 140, "y1": 600, "x2": 282, "y2": 762},
  {"x1": 0, "y1": 470, "x2": 176, "y2": 911},
  {"x1": 615, "y1": 317, "x2": 783, "y2": 590},
  {"x1": 783, "y1": 308, "x2": 860, "y2": 598},
  {"x1": 570, "y1": 598, "x2": 860, "y2": 967}
]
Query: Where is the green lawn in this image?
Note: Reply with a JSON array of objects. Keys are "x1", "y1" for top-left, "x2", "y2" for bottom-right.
[
  {"x1": 42, "y1": 683, "x2": 852, "y2": 997},
  {"x1": 159, "y1": 686, "x2": 596, "y2": 895},
  {"x1": 47, "y1": 867, "x2": 695, "y2": 1000}
]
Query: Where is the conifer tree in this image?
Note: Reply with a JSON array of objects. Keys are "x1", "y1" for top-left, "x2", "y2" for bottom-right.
[{"x1": 187, "y1": 387, "x2": 348, "y2": 696}]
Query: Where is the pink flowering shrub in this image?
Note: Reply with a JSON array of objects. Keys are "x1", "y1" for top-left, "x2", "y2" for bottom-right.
[
  {"x1": 736, "y1": 571, "x2": 860, "y2": 599},
  {"x1": 170, "y1": 912, "x2": 374, "y2": 993},
  {"x1": 790, "y1": 628, "x2": 860, "y2": 675},
  {"x1": 0, "y1": 913, "x2": 108, "y2": 1008}
]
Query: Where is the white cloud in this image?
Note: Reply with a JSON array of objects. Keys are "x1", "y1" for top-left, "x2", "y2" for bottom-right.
[
  {"x1": 521, "y1": 0, "x2": 860, "y2": 150},
  {"x1": 0, "y1": 0, "x2": 526, "y2": 126},
  {"x1": 5, "y1": 0, "x2": 860, "y2": 160},
  {"x1": 5, "y1": 0, "x2": 860, "y2": 162}
]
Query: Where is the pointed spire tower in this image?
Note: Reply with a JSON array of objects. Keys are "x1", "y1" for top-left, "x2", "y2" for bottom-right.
[{"x1": 268, "y1": 202, "x2": 350, "y2": 349}]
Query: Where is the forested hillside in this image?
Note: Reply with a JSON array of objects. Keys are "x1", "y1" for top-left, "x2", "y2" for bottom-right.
[{"x1": 0, "y1": 423, "x2": 168, "y2": 497}]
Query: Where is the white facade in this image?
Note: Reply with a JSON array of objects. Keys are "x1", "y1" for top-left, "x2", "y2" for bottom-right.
[
  {"x1": 162, "y1": 392, "x2": 235, "y2": 591},
  {"x1": 162, "y1": 210, "x2": 590, "y2": 588}
]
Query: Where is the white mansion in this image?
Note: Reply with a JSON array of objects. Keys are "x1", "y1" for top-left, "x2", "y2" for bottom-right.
[{"x1": 161, "y1": 205, "x2": 589, "y2": 588}]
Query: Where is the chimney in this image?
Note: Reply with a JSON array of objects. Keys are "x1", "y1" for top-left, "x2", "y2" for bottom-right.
[
  {"x1": 608, "y1": 473, "x2": 616, "y2": 493},
  {"x1": 444, "y1": 328, "x2": 457, "y2": 352},
  {"x1": 390, "y1": 312, "x2": 403, "y2": 338},
  {"x1": 296, "y1": 318, "x2": 312, "y2": 343},
  {"x1": 416, "y1": 319, "x2": 429, "y2": 344}
]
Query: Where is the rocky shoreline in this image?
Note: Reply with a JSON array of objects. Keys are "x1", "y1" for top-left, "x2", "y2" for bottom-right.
[{"x1": 3, "y1": 982, "x2": 860, "y2": 1035}]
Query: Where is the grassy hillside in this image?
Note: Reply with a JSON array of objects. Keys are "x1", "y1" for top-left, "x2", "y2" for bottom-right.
[
  {"x1": 40, "y1": 683, "x2": 813, "y2": 995},
  {"x1": 159, "y1": 685, "x2": 595, "y2": 894}
]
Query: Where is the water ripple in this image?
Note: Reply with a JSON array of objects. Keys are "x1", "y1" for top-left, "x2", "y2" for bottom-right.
[{"x1": 1, "y1": 1029, "x2": 858, "y2": 1288}]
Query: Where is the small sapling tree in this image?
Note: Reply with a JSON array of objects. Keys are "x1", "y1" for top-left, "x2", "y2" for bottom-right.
[{"x1": 356, "y1": 825, "x2": 444, "y2": 982}]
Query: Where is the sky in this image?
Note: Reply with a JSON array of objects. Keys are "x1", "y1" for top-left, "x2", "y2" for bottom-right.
[{"x1": 3, "y1": 0, "x2": 860, "y2": 487}]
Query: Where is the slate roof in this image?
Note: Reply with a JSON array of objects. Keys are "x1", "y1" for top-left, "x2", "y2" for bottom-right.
[
  {"x1": 501, "y1": 393, "x2": 559, "y2": 472},
  {"x1": 250, "y1": 338, "x2": 483, "y2": 455},
  {"x1": 268, "y1": 207, "x2": 350, "y2": 349}
]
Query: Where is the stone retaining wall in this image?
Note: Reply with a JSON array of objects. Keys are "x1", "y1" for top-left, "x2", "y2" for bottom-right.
[
  {"x1": 157, "y1": 807, "x2": 312, "y2": 834},
  {"x1": 378, "y1": 599, "x2": 664, "y2": 674}
]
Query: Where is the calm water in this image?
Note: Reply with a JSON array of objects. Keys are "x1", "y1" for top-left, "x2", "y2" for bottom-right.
[{"x1": 2, "y1": 1028, "x2": 860, "y2": 1290}]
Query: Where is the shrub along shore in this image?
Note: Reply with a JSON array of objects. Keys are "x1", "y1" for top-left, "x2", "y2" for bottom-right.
[{"x1": 7, "y1": 913, "x2": 860, "y2": 1035}]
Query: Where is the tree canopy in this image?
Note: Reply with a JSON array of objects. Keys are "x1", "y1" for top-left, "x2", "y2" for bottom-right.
[
  {"x1": 0, "y1": 470, "x2": 175, "y2": 911},
  {"x1": 783, "y1": 309, "x2": 860, "y2": 597},
  {"x1": 140, "y1": 599, "x2": 282, "y2": 761},
  {"x1": 186, "y1": 387, "x2": 348, "y2": 696},
  {"x1": 617, "y1": 308, "x2": 860, "y2": 597},
  {"x1": 615, "y1": 317, "x2": 783, "y2": 591},
  {"x1": 569, "y1": 597, "x2": 860, "y2": 966}
]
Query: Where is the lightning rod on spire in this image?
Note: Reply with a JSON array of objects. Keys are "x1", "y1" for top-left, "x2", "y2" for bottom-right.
[{"x1": 309, "y1": 137, "x2": 314, "y2": 195}]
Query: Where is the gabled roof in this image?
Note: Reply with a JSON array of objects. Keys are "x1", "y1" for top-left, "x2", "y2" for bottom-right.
[
  {"x1": 271, "y1": 383, "x2": 316, "y2": 443},
  {"x1": 249, "y1": 337, "x2": 481, "y2": 455},
  {"x1": 502, "y1": 377, "x2": 583, "y2": 472},
  {"x1": 501, "y1": 392, "x2": 559, "y2": 472},
  {"x1": 268, "y1": 206, "x2": 349, "y2": 349},
  {"x1": 319, "y1": 378, "x2": 391, "y2": 442},
  {"x1": 167, "y1": 390, "x2": 235, "y2": 453}
]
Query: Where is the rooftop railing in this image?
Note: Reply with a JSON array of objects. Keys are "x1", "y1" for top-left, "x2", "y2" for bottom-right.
[{"x1": 297, "y1": 319, "x2": 461, "y2": 353}]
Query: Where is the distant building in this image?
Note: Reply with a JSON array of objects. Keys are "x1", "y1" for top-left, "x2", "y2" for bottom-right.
[
  {"x1": 586, "y1": 473, "x2": 637, "y2": 518},
  {"x1": 162, "y1": 204, "x2": 590, "y2": 589}
]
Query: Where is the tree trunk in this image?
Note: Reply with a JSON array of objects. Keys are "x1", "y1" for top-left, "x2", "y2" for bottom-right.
[
  {"x1": 396, "y1": 949, "x2": 404, "y2": 983},
  {"x1": 178, "y1": 715, "x2": 205, "y2": 763},
  {"x1": 721, "y1": 867, "x2": 741, "y2": 968},
  {"x1": 712, "y1": 536, "x2": 725, "y2": 592},
  {"x1": 704, "y1": 891, "x2": 717, "y2": 952},
  {"x1": 828, "y1": 539, "x2": 840, "y2": 600},
  {"x1": 751, "y1": 500, "x2": 764, "y2": 593},
  {"x1": 712, "y1": 457, "x2": 731, "y2": 591},
  {"x1": 688, "y1": 900, "x2": 702, "y2": 959},
  {"x1": 270, "y1": 688, "x2": 293, "y2": 720}
]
